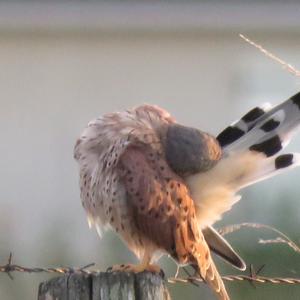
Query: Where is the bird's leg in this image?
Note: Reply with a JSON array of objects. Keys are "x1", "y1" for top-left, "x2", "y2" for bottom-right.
[{"x1": 107, "y1": 251, "x2": 162, "y2": 275}]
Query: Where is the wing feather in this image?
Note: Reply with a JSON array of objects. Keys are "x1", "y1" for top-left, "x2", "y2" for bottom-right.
[{"x1": 118, "y1": 144, "x2": 229, "y2": 299}]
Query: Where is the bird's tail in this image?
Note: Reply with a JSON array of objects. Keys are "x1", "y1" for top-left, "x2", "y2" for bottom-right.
[
  {"x1": 192, "y1": 248, "x2": 229, "y2": 300},
  {"x1": 187, "y1": 92, "x2": 300, "y2": 228},
  {"x1": 216, "y1": 91, "x2": 300, "y2": 190},
  {"x1": 193, "y1": 239, "x2": 230, "y2": 300},
  {"x1": 204, "y1": 259, "x2": 229, "y2": 300},
  {"x1": 177, "y1": 214, "x2": 230, "y2": 299}
]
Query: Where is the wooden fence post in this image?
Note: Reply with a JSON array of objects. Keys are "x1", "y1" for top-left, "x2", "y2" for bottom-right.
[{"x1": 38, "y1": 271, "x2": 171, "y2": 300}]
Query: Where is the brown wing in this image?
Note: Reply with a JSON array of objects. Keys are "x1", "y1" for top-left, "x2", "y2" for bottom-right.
[{"x1": 118, "y1": 144, "x2": 229, "y2": 300}]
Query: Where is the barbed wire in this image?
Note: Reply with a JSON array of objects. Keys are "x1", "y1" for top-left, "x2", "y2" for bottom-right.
[
  {"x1": 1, "y1": 222, "x2": 300, "y2": 287},
  {"x1": 1, "y1": 252, "x2": 300, "y2": 287},
  {"x1": 169, "y1": 275, "x2": 300, "y2": 285}
]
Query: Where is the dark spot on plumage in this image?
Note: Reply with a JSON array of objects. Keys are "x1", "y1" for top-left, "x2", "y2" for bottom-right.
[
  {"x1": 170, "y1": 183, "x2": 174, "y2": 189},
  {"x1": 181, "y1": 254, "x2": 188, "y2": 261},
  {"x1": 217, "y1": 126, "x2": 245, "y2": 147},
  {"x1": 128, "y1": 177, "x2": 133, "y2": 183},
  {"x1": 242, "y1": 106, "x2": 265, "y2": 123},
  {"x1": 171, "y1": 244, "x2": 176, "y2": 252},
  {"x1": 167, "y1": 205, "x2": 172, "y2": 212},
  {"x1": 183, "y1": 206, "x2": 188, "y2": 213},
  {"x1": 177, "y1": 198, "x2": 182, "y2": 205},
  {"x1": 275, "y1": 154, "x2": 294, "y2": 169},
  {"x1": 260, "y1": 119, "x2": 280, "y2": 132},
  {"x1": 160, "y1": 166, "x2": 165, "y2": 171},
  {"x1": 110, "y1": 217, "x2": 114, "y2": 223},
  {"x1": 155, "y1": 212, "x2": 159, "y2": 218},
  {"x1": 291, "y1": 92, "x2": 300, "y2": 109},
  {"x1": 139, "y1": 197, "x2": 143, "y2": 202},
  {"x1": 141, "y1": 205, "x2": 145, "y2": 211},
  {"x1": 165, "y1": 124, "x2": 221, "y2": 176},
  {"x1": 121, "y1": 223, "x2": 125, "y2": 230},
  {"x1": 250, "y1": 135, "x2": 282, "y2": 157}
]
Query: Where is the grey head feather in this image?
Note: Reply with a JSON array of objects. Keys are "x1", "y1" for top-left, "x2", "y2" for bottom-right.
[{"x1": 165, "y1": 124, "x2": 221, "y2": 176}]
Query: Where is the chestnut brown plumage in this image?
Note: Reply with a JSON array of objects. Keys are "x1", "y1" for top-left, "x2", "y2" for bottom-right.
[
  {"x1": 74, "y1": 105, "x2": 228, "y2": 299},
  {"x1": 74, "y1": 92, "x2": 300, "y2": 300}
]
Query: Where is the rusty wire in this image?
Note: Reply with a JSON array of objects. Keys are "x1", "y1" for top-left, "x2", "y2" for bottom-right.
[
  {"x1": 1, "y1": 222, "x2": 300, "y2": 287},
  {"x1": 1, "y1": 253, "x2": 300, "y2": 286},
  {"x1": 169, "y1": 275, "x2": 300, "y2": 285}
]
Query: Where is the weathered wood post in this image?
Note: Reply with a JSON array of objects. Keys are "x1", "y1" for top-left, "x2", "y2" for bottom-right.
[{"x1": 38, "y1": 271, "x2": 171, "y2": 300}]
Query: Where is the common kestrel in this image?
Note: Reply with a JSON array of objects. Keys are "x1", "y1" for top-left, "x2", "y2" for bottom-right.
[{"x1": 74, "y1": 92, "x2": 300, "y2": 300}]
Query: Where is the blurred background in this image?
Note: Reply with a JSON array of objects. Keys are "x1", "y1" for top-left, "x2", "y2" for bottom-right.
[{"x1": 1, "y1": 1, "x2": 300, "y2": 299}]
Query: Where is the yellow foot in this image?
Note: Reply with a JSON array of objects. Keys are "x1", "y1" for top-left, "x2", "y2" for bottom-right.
[{"x1": 107, "y1": 263, "x2": 164, "y2": 277}]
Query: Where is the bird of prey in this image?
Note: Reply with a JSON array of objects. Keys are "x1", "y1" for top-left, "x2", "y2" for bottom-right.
[{"x1": 74, "y1": 92, "x2": 300, "y2": 300}]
